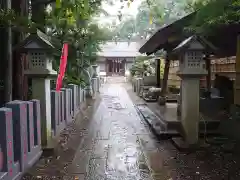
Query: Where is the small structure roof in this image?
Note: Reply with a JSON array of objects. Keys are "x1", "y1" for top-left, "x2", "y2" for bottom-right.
[
  {"x1": 139, "y1": 12, "x2": 195, "y2": 55},
  {"x1": 172, "y1": 35, "x2": 217, "y2": 54},
  {"x1": 14, "y1": 30, "x2": 55, "y2": 52},
  {"x1": 97, "y1": 41, "x2": 144, "y2": 58},
  {"x1": 139, "y1": 11, "x2": 240, "y2": 58}
]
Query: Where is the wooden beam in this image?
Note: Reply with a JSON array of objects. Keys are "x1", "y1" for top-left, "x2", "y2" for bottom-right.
[
  {"x1": 234, "y1": 35, "x2": 240, "y2": 105},
  {"x1": 205, "y1": 55, "x2": 211, "y2": 92},
  {"x1": 156, "y1": 58, "x2": 161, "y2": 88}
]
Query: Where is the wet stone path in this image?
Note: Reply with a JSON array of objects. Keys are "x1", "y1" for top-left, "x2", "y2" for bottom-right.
[
  {"x1": 65, "y1": 83, "x2": 172, "y2": 180},
  {"x1": 25, "y1": 80, "x2": 240, "y2": 180}
]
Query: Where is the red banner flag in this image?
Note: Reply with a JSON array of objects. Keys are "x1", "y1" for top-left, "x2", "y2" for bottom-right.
[{"x1": 56, "y1": 43, "x2": 68, "y2": 91}]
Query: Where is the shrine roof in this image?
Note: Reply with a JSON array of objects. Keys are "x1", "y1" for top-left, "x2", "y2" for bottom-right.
[{"x1": 97, "y1": 41, "x2": 144, "y2": 57}]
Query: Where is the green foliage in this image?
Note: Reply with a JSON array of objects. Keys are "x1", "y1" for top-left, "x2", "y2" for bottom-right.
[
  {"x1": 0, "y1": 0, "x2": 111, "y2": 86},
  {"x1": 112, "y1": 0, "x2": 189, "y2": 40},
  {"x1": 45, "y1": 0, "x2": 110, "y2": 85},
  {"x1": 0, "y1": 9, "x2": 37, "y2": 32},
  {"x1": 130, "y1": 56, "x2": 157, "y2": 77},
  {"x1": 185, "y1": 0, "x2": 240, "y2": 34}
]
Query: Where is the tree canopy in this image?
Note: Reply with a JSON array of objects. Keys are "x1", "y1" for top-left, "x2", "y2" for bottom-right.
[
  {"x1": 186, "y1": 0, "x2": 240, "y2": 35},
  {"x1": 111, "y1": 0, "x2": 190, "y2": 41},
  {"x1": 45, "y1": 0, "x2": 111, "y2": 85}
]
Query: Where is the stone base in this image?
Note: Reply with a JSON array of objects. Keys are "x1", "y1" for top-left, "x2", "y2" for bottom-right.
[
  {"x1": 158, "y1": 96, "x2": 166, "y2": 106},
  {"x1": 171, "y1": 137, "x2": 210, "y2": 152},
  {"x1": 42, "y1": 147, "x2": 55, "y2": 157},
  {"x1": 26, "y1": 146, "x2": 42, "y2": 169}
]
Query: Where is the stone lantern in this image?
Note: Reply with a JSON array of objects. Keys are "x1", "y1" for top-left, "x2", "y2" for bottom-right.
[
  {"x1": 15, "y1": 30, "x2": 57, "y2": 148},
  {"x1": 174, "y1": 35, "x2": 208, "y2": 145},
  {"x1": 91, "y1": 64, "x2": 100, "y2": 94}
]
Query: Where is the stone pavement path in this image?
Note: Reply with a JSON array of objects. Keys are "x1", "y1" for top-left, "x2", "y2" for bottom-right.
[
  {"x1": 23, "y1": 78, "x2": 240, "y2": 180},
  {"x1": 65, "y1": 83, "x2": 172, "y2": 180}
]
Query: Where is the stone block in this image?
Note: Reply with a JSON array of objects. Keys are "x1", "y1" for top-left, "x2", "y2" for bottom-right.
[
  {"x1": 6, "y1": 101, "x2": 28, "y2": 172},
  {"x1": 0, "y1": 108, "x2": 21, "y2": 180}
]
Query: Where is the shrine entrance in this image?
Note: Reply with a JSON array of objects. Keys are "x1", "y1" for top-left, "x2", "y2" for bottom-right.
[{"x1": 106, "y1": 58, "x2": 126, "y2": 76}]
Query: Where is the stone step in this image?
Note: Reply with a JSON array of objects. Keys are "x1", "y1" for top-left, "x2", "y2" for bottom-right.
[
  {"x1": 136, "y1": 104, "x2": 167, "y2": 130},
  {"x1": 135, "y1": 104, "x2": 180, "y2": 139},
  {"x1": 135, "y1": 104, "x2": 221, "y2": 139}
]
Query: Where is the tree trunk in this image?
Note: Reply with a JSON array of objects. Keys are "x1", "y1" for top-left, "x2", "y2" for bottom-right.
[
  {"x1": 156, "y1": 58, "x2": 161, "y2": 88},
  {"x1": 32, "y1": 4, "x2": 45, "y2": 31},
  {"x1": 3, "y1": 0, "x2": 12, "y2": 103},
  {"x1": 161, "y1": 53, "x2": 170, "y2": 96}
]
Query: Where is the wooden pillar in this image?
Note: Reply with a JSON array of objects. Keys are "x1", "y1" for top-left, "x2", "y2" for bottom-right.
[
  {"x1": 113, "y1": 60, "x2": 116, "y2": 73},
  {"x1": 3, "y1": 0, "x2": 12, "y2": 103},
  {"x1": 105, "y1": 59, "x2": 108, "y2": 75},
  {"x1": 32, "y1": 4, "x2": 45, "y2": 31},
  {"x1": 161, "y1": 53, "x2": 170, "y2": 96},
  {"x1": 234, "y1": 35, "x2": 240, "y2": 105},
  {"x1": 156, "y1": 58, "x2": 161, "y2": 88},
  {"x1": 118, "y1": 60, "x2": 120, "y2": 73},
  {"x1": 205, "y1": 55, "x2": 211, "y2": 92}
]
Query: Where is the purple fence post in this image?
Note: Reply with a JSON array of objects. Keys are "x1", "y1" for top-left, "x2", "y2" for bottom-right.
[
  {"x1": 51, "y1": 90, "x2": 58, "y2": 136},
  {"x1": 66, "y1": 88, "x2": 72, "y2": 122},
  {"x1": 24, "y1": 101, "x2": 42, "y2": 168},
  {"x1": 61, "y1": 88, "x2": 71, "y2": 124},
  {"x1": 61, "y1": 88, "x2": 67, "y2": 123},
  {"x1": 58, "y1": 92, "x2": 61, "y2": 123},
  {"x1": 83, "y1": 88, "x2": 86, "y2": 102},
  {"x1": 59, "y1": 91, "x2": 65, "y2": 131},
  {"x1": 25, "y1": 102, "x2": 34, "y2": 153},
  {"x1": 0, "y1": 108, "x2": 21, "y2": 179},
  {"x1": 30, "y1": 100, "x2": 42, "y2": 147},
  {"x1": 79, "y1": 86, "x2": 82, "y2": 103},
  {"x1": 60, "y1": 90, "x2": 65, "y2": 123},
  {"x1": 69, "y1": 84, "x2": 78, "y2": 116},
  {"x1": 78, "y1": 86, "x2": 82, "y2": 103},
  {"x1": 69, "y1": 88, "x2": 73, "y2": 117},
  {"x1": 6, "y1": 101, "x2": 28, "y2": 172},
  {"x1": 75, "y1": 85, "x2": 79, "y2": 109}
]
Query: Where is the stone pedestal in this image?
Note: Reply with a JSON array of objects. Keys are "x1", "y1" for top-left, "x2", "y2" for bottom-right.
[
  {"x1": 180, "y1": 78, "x2": 200, "y2": 144},
  {"x1": 92, "y1": 78, "x2": 98, "y2": 97},
  {"x1": 32, "y1": 78, "x2": 52, "y2": 147}
]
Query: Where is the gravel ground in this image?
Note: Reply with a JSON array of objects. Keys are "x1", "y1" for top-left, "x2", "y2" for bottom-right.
[{"x1": 124, "y1": 82, "x2": 240, "y2": 180}]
